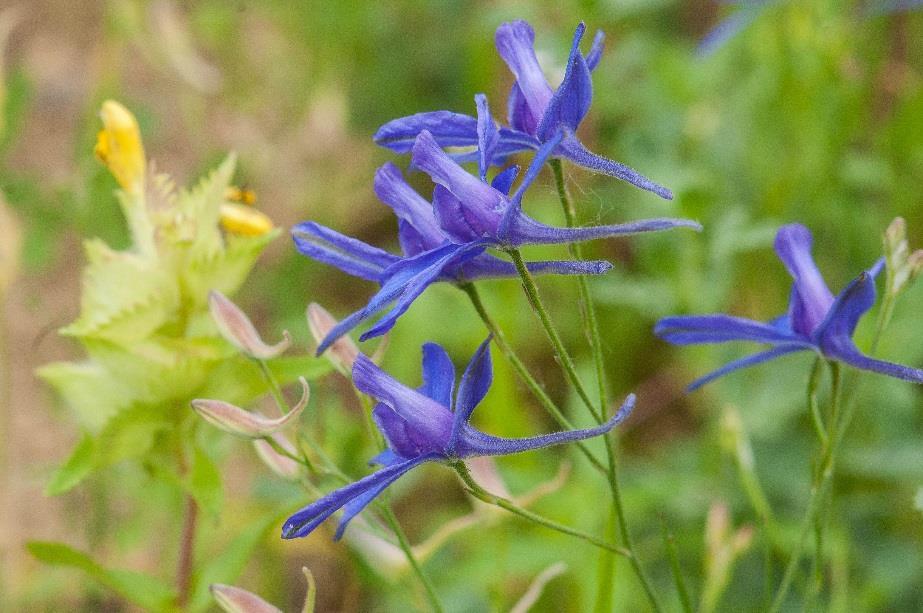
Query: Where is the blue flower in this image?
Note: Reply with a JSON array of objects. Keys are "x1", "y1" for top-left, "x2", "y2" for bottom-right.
[
  {"x1": 655, "y1": 223, "x2": 923, "y2": 390},
  {"x1": 697, "y1": 1, "x2": 773, "y2": 56},
  {"x1": 281, "y1": 337, "x2": 635, "y2": 540},
  {"x1": 293, "y1": 162, "x2": 613, "y2": 354},
  {"x1": 375, "y1": 20, "x2": 674, "y2": 200},
  {"x1": 410, "y1": 128, "x2": 700, "y2": 250}
]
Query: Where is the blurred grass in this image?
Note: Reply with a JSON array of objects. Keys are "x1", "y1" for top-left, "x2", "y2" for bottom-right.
[{"x1": 1, "y1": 0, "x2": 922, "y2": 611}]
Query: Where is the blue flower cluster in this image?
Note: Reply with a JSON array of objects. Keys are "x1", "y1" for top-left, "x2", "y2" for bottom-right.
[{"x1": 284, "y1": 19, "x2": 922, "y2": 541}]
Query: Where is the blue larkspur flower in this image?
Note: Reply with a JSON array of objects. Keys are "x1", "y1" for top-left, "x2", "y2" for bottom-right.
[
  {"x1": 410, "y1": 127, "x2": 700, "y2": 251},
  {"x1": 281, "y1": 337, "x2": 635, "y2": 540},
  {"x1": 697, "y1": 1, "x2": 774, "y2": 56},
  {"x1": 375, "y1": 20, "x2": 674, "y2": 200},
  {"x1": 293, "y1": 162, "x2": 613, "y2": 354},
  {"x1": 655, "y1": 223, "x2": 923, "y2": 390}
]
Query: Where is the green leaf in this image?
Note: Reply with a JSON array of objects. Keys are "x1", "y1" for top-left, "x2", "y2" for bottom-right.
[
  {"x1": 188, "y1": 511, "x2": 284, "y2": 613},
  {"x1": 27, "y1": 541, "x2": 178, "y2": 612},
  {"x1": 188, "y1": 444, "x2": 223, "y2": 520},
  {"x1": 196, "y1": 354, "x2": 332, "y2": 409},
  {"x1": 94, "y1": 403, "x2": 172, "y2": 468},
  {"x1": 46, "y1": 433, "x2": 97, "y2": 495},
  {"x1": 915, "y1": 488, "x2": 923, "y2": 515},
  {"x1": 37, "y1": 360, "x2": 134, "y2": 431}
]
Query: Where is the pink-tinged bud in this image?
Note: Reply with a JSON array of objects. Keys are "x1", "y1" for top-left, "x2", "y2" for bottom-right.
[
  {"x1": 210, "y1": 584, "x2": 282, "y2": 613},
  {"x1": 209, "y1": 290, "x2": 291, "y2": 359},
  {"x1": 191, "y1": 377, "x2": 309, "y2": 438},
  {"x1": 253, "y1": 432, "x2": 303, "y2": 480},
  {"x1": 306, "y1": 303, "x2": 359, "y2": 373}
]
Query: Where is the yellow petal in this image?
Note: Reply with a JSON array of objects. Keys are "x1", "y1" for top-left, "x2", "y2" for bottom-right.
[
  {"x1": 219, "y1": 202, "x2": 274, "y2": 236},
  {"x1": 96, "y1": 100, "x2": 146, "y2": 193},
  {"x1": 225, "y1": 185, "x2": 257, "y2": 205}
]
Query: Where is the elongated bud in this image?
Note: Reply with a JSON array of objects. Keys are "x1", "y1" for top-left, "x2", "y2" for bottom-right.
[
  {"x1": 307, "y1": 303, "x2": 359, "y2": 373},
  {"x1": 253, "y1": 432, "x2": 303, "y2": 480},
  {"x1": 210, "y1": 584, "x2": 282, "y2": 613},
  {"x1": 883, "y1": 217, "x2": 923, "y2": 299},
  {"x1": 209, "y1": 290, "x2": 290, "y2": 359},
  {"x1": 301, "y1": 568, "x2": 317, "y2": 613},
  {"x1": 701, "y1": 502, "x2": 753, "y2": 613},
  {"x1": 95, "y1": 100, "x2": 146, "y2": 194},
  {"x1": 191, "y1": 377, "x2": 309, "y2": 438},
  {"x1": 219, "y1": 202, "x2": 274, "y2": 236}
]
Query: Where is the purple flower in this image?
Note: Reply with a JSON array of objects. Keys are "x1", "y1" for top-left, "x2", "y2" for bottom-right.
[
  {"x1": 655, "y1": 223, "x2": 923, "y2": 390},
  {"x1": 410, "y1": 128, "x2": 700, "y2": 250},
  {"x1": 293, "y1": 163, "x2": 613, "y2": 354},
  {"x1": 375, "y1": 20, "x2": 674, "y2": 200},
  {"x1": 697, "y1": 1, "x2": 773, "y2": 56},
  {"x1": 281, "y1": 337, "x2": 635, "y2": 540}
]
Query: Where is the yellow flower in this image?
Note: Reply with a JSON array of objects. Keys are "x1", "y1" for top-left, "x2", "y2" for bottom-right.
[
  {"x1": 219, "y1": 202, "x2": 274, "y2": 236},
  {"x1": 95, "y1": 100, "x2": 146, "y2": 193}
]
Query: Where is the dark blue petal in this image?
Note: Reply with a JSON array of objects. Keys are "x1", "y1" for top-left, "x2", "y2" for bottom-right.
[
  {"x1": 292, "y1": 221, "x2": 399, "y2": 282},
  {"x1": 495, "y1": 21, "x2": 554, "y2": 124},
  {"x1": 457, "y1": 253, "x2": 612, "y2": 280},
  {"x1": 506, "y1": 212, "x2": 701, "y2": 247},
  {"x1": 353, "y1": 354, "x2": 454, "y2": 450},
  {"x1": 419, "y1": 342, "x2": 456, "y2": 407},
  {"x1": 497, "y1": 127, "x2": 541, "y2": 152},
  {"x1": 282, "y1": 454, "x2": 435, "y2": 539},
  {"x1": 556, "y1": 137, "x2": 674, "y2": 200},
  {"x1": 475, "y1": 94, "x2": 499, "y2": 181},
  {"x1": 449, "y1": 336, "x2": 493, "y2": 449},
  {"x1": 823, "y1": 343, "x2": 923, "y2": 383},
  {"x1": 455, "y1": 394, "x2": 634, "y2": 457},
  {"x1": 374, "y1": 111, "x2": 478, "y2": 153},
  {"x1": 536, "y1": 23, "x2": 592, "y2": 141},
  {"x1": 586, "y1": 29, "x2": 605, "y2": 71},
  {"x1": 432, "y1": 185, "x2": 491, "y2": 243},
  {"x1": 655, "y1": 314, "x2": 809, "y2": 346},
  {"x1": 774, "y1": 224, "x2": 834, "y2": 336},
  {"x1": 374, "y1": 163, "x2": 443, "y2": 248},
  {"x1": 372, "y1": 403, "x2": 428, "y2": 459},
  {"x1": 686, "y1": 345, "x2": 808, "y2": 391},
  {"x1": 368, "y1": 448, "x2": 404, "y2": 467},
  {"x1": 507, "y1": 82, "x2": 541, "y2": 135},
  {"x1": 397, "y1": 219, "x2": 434, "y2": 258},
  {"x1": 359, "y1": 242, "x2": 487, "y2": 340},
  {"x1": 813, "y1": 268, "x2": 879, "y2": 348},
  {"x1": 333, "y1": 454, "x2": 440, "y2": 540},
  {"x1": 490, "y1": 166, "x2": 520, "y2": 196}
]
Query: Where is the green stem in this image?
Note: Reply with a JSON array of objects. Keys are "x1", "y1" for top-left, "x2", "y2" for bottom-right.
[
  {"x1": 381, "y1": 505, "x2": 445, "y2": 613},
  {"x1": 770, "y1": 362, "x2": 841, "y2": 612},
  {"x1": 506, "y1": 247, "x2": 602, "y2": 422},
  {"x1": 659, "y1": 515, "x2": 693, "y2": 613},
  {"x1": 460, "y1": 283, "x2": 607, "y2": 474},
  {"x1": 454, "y1": 461, "x2": 631, "y2": 558}
]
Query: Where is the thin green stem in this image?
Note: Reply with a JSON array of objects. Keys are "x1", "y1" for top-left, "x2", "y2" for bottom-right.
[
  {"x1": 381, "y1": 505, "x2": 445, "y2": 613},
  {"x1": 459, "y1": 283, "x2": 607, "y2": 474},
  {"x1": 659, "y1": 514, "x2": 693, "y2": 613},
  {"x1": 506, "y1": 247, "x2": 601, "y2": 422},
  {"x1": 454, "y1": 461, "x2": 631, "y2": 558}
]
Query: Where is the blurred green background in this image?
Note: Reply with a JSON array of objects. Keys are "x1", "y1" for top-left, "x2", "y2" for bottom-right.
[{"x1": 1, "y1": 0, "x2": 922, "y2": 611}]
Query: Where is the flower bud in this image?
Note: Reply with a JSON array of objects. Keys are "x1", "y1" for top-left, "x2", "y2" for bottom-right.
[
  {"x1": 219, "y1": 202, "x2": 274, "y2": 236},
  {"x1": 701, "y1": 501, "x2": 753, "y2": 613},
  {"x1": 191, "y1": 377, "x2": 309, "y2": 438},
  {"x1": 209, "y1": 290, "x2": 290, "y2": 359},
  {"x1": 95, "y1": 100, "x2": 146, "y2": 194},
  {"x1": 253, "y1": 432, "x2": 303, "y2": 480},
  {"x1": 306, "y1": 303, "x2": 359, "y2": 373},
  {"x1": 210, "y1": 584, "x2": 282, "y2": 613},
  {"x1": 883, "y1": 217, "x2": 923, "y2": 299}
]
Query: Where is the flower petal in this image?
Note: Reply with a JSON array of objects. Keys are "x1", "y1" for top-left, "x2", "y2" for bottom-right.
[
  {"x1": 506, "y1": 213, "x2": 701, "y2": 247},
  {"x1": 495, "y1": 21, "x2": 554, "y2": 124},
  {"x1": 456, "y1": 394, "x2": 635, "y2": 457},
  {"x1": 292, "y1": 221, "x2": 398, "y2": 282},
  {"x1": 686, "y1": 345, "x2": 808, "y2": 391},
  {"x1": 823, "y1": 344, "x2": 923, "y2": 383},
  {"x1": 459, "y1": 253, "x2": 612, "y2": 280},
  {"x1": 773, "y1": 224, "x2": 834, "y2": 336},
  {"x1": 374, "y1": 111, "x2": 478, "y2": 153},
  {"x1": 475, "y1": 94, "x2": 500, "y2": 181},
  {"x1": 353, "y1": 354, "x2": 453, "y2": 449},
  {"x1": 450, "y1": 336, "x2": 493, "y2": 449},
  {"x1": 586, "y1": 29, "x2": 605, "y2": 71},
  {"x1": 507, "y1": 82, "x2": 541, "y2": 135},
  {"x1": 813, "y1": 262, "x2": 882, "y2": 347},
  {"x1": 490, "y1": 166, "x2": 520, "y2": 196},
  {"x1": 419, "y1": 342, "x2": 456, "y2": 407},
  {"x1": 372, "y1": 403, "x2": 422, "y2": 459},
  {"x1": 655, "y1": 314, "x2": 807, "y2": 346},
  {"x1": 556, "y1": 137, "x2": 674, "y2": 200},
  {"x1": 282, "y1": 454, "x2": 435, "y2": 539},
  {"x1": 374, "y1": 163, "x2": 443, "y2": 248},
  {"x1": 536, "y1": 23, "x2": 592, "y2": 141}
]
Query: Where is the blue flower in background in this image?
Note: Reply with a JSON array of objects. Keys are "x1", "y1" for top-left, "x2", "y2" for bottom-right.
[
  {"x1": 293, "y1": 162, "x2": 612, "y2": 354},
  {"x1": 656, "y1": 223, "x2": 923, "y2": 390},
  {"x1": 281, "y1": 337, "x2": 635, "y2": 540},
  {"x1": 411, "y1": 128, "x2": 699, "y2": 251},
  {"x1": 697, "y1": 1, "x2": 774, "y2": 56},
  {"x1": 375, "y1": 20, "x2": 673, "y2": 200}
]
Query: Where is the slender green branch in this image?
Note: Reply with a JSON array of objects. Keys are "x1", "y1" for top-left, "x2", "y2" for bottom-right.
[
  {"x1": 454, "y1": 461, "x2": 630, "y2": 558},
  {"x1": 659, "y1": 514, "x2": 693, "y2": 613},
  {"x1": 506, "y1": 247, "x2": 602, "y2": 422},
  {"x1": 459, "y1": 283, "x2": 607, "y2": 474},
  {"x1": 381, "y1": 505, "x2": 445, "y2": 613}
]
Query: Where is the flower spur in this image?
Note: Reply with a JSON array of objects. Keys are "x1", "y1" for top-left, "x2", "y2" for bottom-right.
[
  {"x1": 281, "y1": 337, "x2": 635, "y2": 540},
  {"x1": 375, "y1": 20, "x2": 673, "y2": 200},
  {"x1": 655, "y1": 223, "x2": 923, "y2": 390}
]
